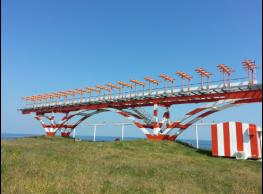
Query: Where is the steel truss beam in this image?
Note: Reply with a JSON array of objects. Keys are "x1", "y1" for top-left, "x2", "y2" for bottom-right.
[
  {"x1": 30, "y1": 93, "x2": 260, "y2": 140},
  {"x1": 103, "y1": 97, "x2": 258, "y2": 141},
  {"x1": 33, "y1": 109, "x2": 108, "y2": 137},
  {"x1": 21, "y1": 85, "x2": 262, "y2": 115}
]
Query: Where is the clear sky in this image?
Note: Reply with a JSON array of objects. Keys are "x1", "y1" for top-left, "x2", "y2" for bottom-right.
[{"x1": 1, "y1": 0, "x2": 262, "y2": 139}]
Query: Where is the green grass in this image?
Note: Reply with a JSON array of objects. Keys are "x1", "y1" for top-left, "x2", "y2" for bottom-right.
[{"x1": 1, "y1": 136, "x2": 262, "y2": 194}]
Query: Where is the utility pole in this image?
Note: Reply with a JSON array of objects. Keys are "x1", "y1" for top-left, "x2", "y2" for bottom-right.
[
  {"x1": 85, "y1": 123, "x2": 106, "y2": 142},
  {"x1": 112, "y1": 122, "x2": 133, "y2": 141}
]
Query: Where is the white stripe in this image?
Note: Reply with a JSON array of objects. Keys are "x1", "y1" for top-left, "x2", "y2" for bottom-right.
[
  {"x1": 258, "y1": 127, "x2": 262, "y2": 158},
  {"x1": 229, "y1": 121, "x2": 237, "y2": 156},
  {"x1": 139, "y1": 127, "x2": 150, "y2": 135},
  {"x1": 217, "y1": 123, "x2": 225, "y2": 156},
  {"x1": 49, "y1": 128, "x2": 56, "y2": 132}
]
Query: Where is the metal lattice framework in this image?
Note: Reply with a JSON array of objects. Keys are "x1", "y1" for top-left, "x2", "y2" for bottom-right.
[{"x1": 19, "y1": 60, "x2": 262, "y2": 140}]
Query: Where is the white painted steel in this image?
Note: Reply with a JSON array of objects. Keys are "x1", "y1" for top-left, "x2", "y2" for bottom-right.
[{"x1": 195, "y1": 124, "x2": 199, "y2": 149}]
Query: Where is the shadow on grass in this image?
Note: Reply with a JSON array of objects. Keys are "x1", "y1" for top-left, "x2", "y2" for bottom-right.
[
  {"x1": 196, "y1": 149, "x2": 212, "y2": 156},
  {"x1": 176, "y1": 140, "x2": 212, "y2": 156}
]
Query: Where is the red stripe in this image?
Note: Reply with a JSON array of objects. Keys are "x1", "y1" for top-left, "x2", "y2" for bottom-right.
[
  {"x1": 163, "y1": 112, "x2": 169, "y2": 119},
  {"x1": 129, "y1": 113, "x2": 142, "y2": 119},
  {"x1": 146, "y1": 134, "x2": 177, "y2": 141},
  {"x1": 223, "y1": 122, "x2": 231, "y2": 157},
  {"x1": 134, "y1": 122, "x2": 144, "y2": 128},
  {"x1": 198, "y1": 110, "x2": 217, "y2": 119},
  {"x1": 117, "y1": 111, "x2": 129, "y2": 117},
  {"x1": 47, "y1": 132, "x2": 55, "y2": 136},
  {"x1": 187, "y1": 108, "x2": 206, "y2": 116},
  {"x1": 249, "y1": 124, "x2": 259, "y2": 158},
  {"x1": 153, "y1": 110, "x2": 158, "y2": 116},
  {"x1": 235, "y1": 122, "x2": 244, "y2": 152},
  {"x1": 153, "y1": 122, "x2": 159, "y2": 129},
  {"x1": 211, "y1": 124, "x2": 218, "y2": 156}
]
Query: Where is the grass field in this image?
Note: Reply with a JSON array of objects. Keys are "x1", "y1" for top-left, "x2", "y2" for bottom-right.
[{"x1": 1, "y1": 136, "x2": 262, "y2": 194}]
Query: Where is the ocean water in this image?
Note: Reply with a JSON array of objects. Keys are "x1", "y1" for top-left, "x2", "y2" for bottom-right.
[{"x1": 1, "y1": 133, "x2": 211, "y2": 150}]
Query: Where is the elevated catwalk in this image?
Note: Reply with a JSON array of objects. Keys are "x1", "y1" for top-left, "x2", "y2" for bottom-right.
[
  {"x1": 19, "y1": 61, "x2": 262, "y2": 140},
  {"x1": 21, "y1": 81, "x2": 261, "y2": 114},
  {"x1": 19, "y1": 81, "x2": 262, "y2": 140}
]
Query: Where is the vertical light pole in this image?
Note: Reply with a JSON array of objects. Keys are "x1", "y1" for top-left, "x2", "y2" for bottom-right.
[
  {"x1": 176, "y1": 71, "x2": 193, "y2": 93},
  {"x1": 80, "y1": 89, "x2": 92, "y2": 102},
  {"x1": 73, "y1": 128, "x2": 76, "y2": 138},
  {"x1": 67, "y1": 90, "x2": 79, "y2": 104},
  {"x1": 96, "y1": 85, "x2": 111, "y2": 100},
  {"x1": 159, "y1": 73, "x2": 175, "y2": 95},
  {"x1": 106, "y1": 83, "x2": 121, "y2": 99},
  {"x1": 53, "y1": 92, "x2": 65, "y2": 105},
  {"x1": 112, "y1": 122, "x2": 133, "y2": 141},
  {"x1": 195, "y1": 124, "x2": 199, "y2": 149},
  {"x1": 85, "y1": 123, "x2": 106, "y2": 142},
  {"x1": 75, "y1": 89, "x2": 87, "y2": 102},
  {"x1": 47, "y1": 94, "x2": 53, "y2": 106},
  {"x1": 195, "y1": 67, "x2": 212, "y2": 90},
  {"x1": 144, "y1": 77, "x2": 159, "y2": 96},
  {"x1": 57, "y1": 92, "x2": 69, "y2": 104},
  {"x1": 130, "y1": 79, "x2": 145, "y2": 97},
  {"x1": 118, "y1": 81, "x2": 133, "y2": 98},
  {"x1": 217, "y1": 64, "x2": 234, "y2": 88},
  {"x1": 242, "y1": 59, "x2": 257, "y2": 85},
  {"x1": 93, "y1": 125, "x2": 96, "y2": 142},
  {"x1": 86, "y1": 87, "x2": 101, "y2": 100},
  {"x1": 193, "y1": 122, "x2": 215, "y2": 149}
]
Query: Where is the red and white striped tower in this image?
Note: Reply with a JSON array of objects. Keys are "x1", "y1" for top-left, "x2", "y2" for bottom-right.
[
  {"x1": 34, "y1": 115, "x2": 57, "y2": 136},
  {"x1": 153, "y1": 104, "x2": 159, "y2": 135}
]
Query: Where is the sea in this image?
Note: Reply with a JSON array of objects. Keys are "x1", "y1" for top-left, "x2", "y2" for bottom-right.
[{"x1": 1, "y1": 133, "x2": 211, "y2": 150}]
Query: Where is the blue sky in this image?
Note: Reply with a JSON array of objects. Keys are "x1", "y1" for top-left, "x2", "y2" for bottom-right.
[{"x1": 1, "y1": 0, "x2": 262, "y2": 139}]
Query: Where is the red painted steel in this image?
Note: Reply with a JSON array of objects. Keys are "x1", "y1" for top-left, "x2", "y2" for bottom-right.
[
  {"x1": 223, "y1": 122, "x2": 231, "y2": 157},
  {"x1": 211, "y1": 124, "x2": 218, "y2": 156},
  {"x1": 235, "y1": 122, "x2": 244, "y2": 152},
  {"x1": 20, "y1": 60, "x2": 262, "y2": 140},
  {"x1": 47, "y1": 132, "x2": 56, "y2": 136},
  {"x1": 21, "y1": 89, "x2": 262, "y2": 114},
  {"x1": 249, "y1": 124, "x2": 259, "y2": 158},
  {"x1": 146, "y1": 134, "x2": 177, "y2": 141}
]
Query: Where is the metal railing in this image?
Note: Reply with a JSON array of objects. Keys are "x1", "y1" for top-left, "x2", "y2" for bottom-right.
[{"x1": 22, "y1": 77, "x2": 259, "y2": 109}]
